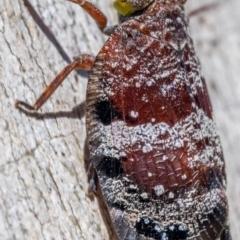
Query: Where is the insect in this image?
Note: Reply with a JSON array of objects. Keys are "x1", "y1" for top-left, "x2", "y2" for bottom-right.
[{"x1": 16, "y1": 0, "x2": 231, "y2": 239}]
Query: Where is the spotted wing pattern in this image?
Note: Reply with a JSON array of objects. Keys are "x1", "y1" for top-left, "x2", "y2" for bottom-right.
[{"x1": 86, "y1": 1, "x2": 229, "y2": 239}]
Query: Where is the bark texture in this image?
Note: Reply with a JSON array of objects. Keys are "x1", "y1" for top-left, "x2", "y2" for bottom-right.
[{"x1": 0, "y1": 0, "x2": 239, "y2": 239}]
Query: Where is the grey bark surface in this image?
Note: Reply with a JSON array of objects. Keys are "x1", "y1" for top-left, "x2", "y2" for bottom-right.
[{"x1": 0, "y1": 0, "x2": 239, "y2": 239}]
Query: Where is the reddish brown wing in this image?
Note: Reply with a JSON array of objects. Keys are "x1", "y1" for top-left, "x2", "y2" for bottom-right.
[{"x1": 86, "y1": 2, "x2": 228, "y2": 240}]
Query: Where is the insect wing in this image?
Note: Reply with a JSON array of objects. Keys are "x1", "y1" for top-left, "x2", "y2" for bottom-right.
[{"x1": 86, "y1": 2, "x2": 228, "y2": 239}]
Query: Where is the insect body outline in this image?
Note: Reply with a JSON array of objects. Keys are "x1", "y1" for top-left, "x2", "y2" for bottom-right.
[{"x1": 16, "y1": 0, "x2": 231, "y2": 239}]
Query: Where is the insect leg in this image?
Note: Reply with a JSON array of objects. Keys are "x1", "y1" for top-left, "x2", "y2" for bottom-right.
[
  {"x1": 66, "y1": 0, "x2": 108, "y2": 31},
  {"x1": 16, "y1": 54, "x2": 95, "y2": 110},
  {"x1": 188, "y1": 2, "x2": 219, "y2": 18}
]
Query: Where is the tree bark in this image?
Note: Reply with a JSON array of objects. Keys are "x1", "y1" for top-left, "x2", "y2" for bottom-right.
[
  {"x1": 187, "y1": 1, "x2": 240, "y2": 239},
  {"x1": 0, "y1": 0, "x2": 239, "y2": 239}
]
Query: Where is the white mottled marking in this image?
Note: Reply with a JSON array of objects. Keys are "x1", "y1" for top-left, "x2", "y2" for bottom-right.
[
  {"x1": 161, "y1": 70, "x2": 171, "y2": 78},
  {"x1": 140, "y1": 192, "x2": 149, "y2": 200},
  {"x1": 90, "y1": 109, "x2": 222, "y2": 171},
  {"x1": 162, "y1": 155, "x2": 168, "y2": 161},
  {"x1": 135, "y1": 82, "x2": 141, "y2": 88},
  {"x1": 181, "y1": 174, "x2": 187, "y2": 180},
  {"x1": 144, "y1": 218, "x2": 150, "y2": 224},
  {"x1": 154, "y1": 184, "x2": 165, "y2": 196},
  {"x1": 147, "y1": 79, "x2": 155, "y2": 86},
  {"x1": 142, "y1": 143, "x2": 153, "y2": 153},
  {"x1": 168, "y1": 192, "x2": 174, "y2": 199},
  {"x1": 130, "y1": 111, "x2": 139, "y2": 118},
  {"x1": 175, "y1": 140, "x2": 183, "y2": 148},
  {"x1": 154, "y1": 225, "x2": 161, "y2": 232}
]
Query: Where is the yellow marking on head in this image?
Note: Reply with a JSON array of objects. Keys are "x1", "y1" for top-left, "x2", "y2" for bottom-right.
[{"x1": 113, "y1": 0, "x2": 136, "y2": 16}]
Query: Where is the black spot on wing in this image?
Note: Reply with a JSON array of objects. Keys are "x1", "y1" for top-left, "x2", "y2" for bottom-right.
[
  {"x1": 135, "y1": 217, "x2": 188, "y2": 240},
  {"x1": 94, "y1": 100, "x2": 122, "y2": 125},
  {"x1": 112, "y1": 201, "x2": 126, "y2": 211},
  {"x1": 135, "y1": 217, "x2": 163, "y2": 239},
  {"x1": 165, "y1": 224, "x2": 189, "y2": 240},
  {"x1": 97, "y1": 156, "x2": 123, "y2": 178}
]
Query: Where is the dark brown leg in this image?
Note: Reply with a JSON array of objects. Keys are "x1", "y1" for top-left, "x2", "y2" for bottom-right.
[{"x1": 16, "y1": 54, "x2": 95, "y2": 110}]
